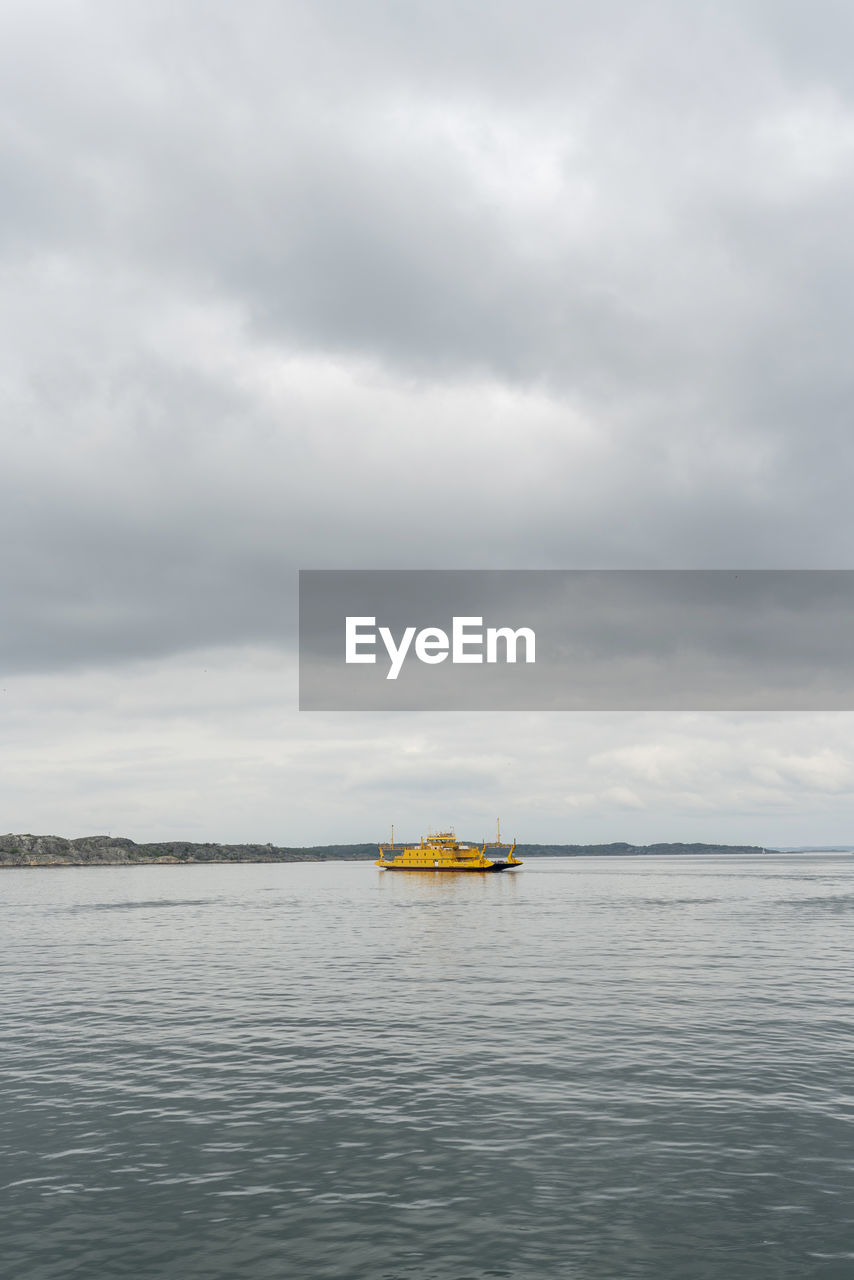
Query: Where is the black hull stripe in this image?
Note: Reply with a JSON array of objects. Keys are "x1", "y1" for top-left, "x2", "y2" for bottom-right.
[{"x1": 379, "y1": 864, "x2": 519, "y2": 873}]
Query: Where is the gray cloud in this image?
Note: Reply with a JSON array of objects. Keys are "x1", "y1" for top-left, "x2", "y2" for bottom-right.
[{"x1": 2, "y1": 2, "x2": 854, "y2": 835}]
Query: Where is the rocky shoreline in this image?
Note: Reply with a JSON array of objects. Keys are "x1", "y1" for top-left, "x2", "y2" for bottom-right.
[
  {"x1": 0, "y1": 833, "x2": 381, "y2": 867},
  {"x1": 0, "y1": 833, "x2": 774, "y2": 867}
]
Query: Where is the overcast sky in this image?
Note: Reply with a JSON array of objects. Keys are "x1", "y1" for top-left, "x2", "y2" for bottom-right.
[{"x1": 3, "y1": 0, "x2": 854, "y2": 844}]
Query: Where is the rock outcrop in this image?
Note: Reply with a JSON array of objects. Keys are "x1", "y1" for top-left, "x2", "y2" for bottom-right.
[{"x1": 0, "y1": 834, "x2": 379, "y2": 866}]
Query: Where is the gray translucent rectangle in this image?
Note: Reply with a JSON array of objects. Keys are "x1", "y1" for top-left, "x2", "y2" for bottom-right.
[{"x1": 299, "y1": 570, "x2": 854, "y2": 710}]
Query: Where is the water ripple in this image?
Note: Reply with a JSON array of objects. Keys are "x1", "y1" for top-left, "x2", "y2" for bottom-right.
[{"x1": 2, "y1": 856, "x2": 853, "y2": 1278}]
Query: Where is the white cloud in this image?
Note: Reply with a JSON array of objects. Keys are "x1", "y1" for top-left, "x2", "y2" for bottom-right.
[{"x1": 2, "y1": 649, "x2": 853, "y2": 844}]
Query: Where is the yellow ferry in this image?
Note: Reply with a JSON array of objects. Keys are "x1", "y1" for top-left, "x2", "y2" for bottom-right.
[{"x1": 376, "y1": 823, "x2": 522, "y2": 873}]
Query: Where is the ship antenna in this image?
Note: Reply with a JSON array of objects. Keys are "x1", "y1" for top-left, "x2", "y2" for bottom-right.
[
  {"x1": 391, "y1": 823, "x2": 394, "y2": 848},
  {"x1": 497, "y1": 816, "x2": 501, "y2": 845}
]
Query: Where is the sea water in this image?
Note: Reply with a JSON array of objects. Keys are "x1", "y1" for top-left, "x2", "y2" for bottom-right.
[{"x1": 2, "y1": 855, "x2": 853, "y2": 1279}]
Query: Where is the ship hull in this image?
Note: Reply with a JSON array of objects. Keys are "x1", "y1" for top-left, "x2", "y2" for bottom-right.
[{"x1": 378, "y1": 860, "x2": 521, "y2": 873}]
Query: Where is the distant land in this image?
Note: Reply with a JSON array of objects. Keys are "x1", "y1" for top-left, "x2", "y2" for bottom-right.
[
  {"x1": 773, "y1": 845, "x2": 854, "y2": 853},
  {"x1": 0, "y1": 833, "x2": 784, "y2": 867}
]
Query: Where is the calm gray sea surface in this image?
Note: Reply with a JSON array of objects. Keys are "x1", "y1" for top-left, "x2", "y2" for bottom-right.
[{"x1": 2, "y1": 855, "x2": 854, "y2": 1280}]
